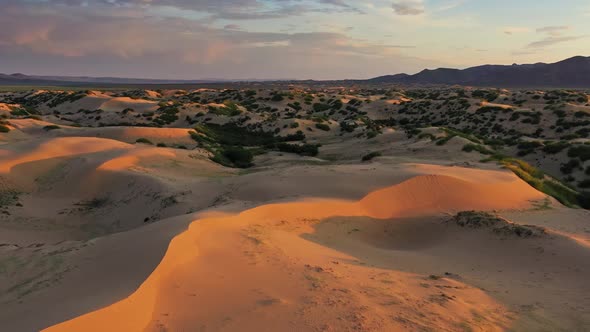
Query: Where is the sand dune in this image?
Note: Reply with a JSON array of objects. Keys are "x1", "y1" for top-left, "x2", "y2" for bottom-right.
[
  {"x1": 45, "y1": 127, "x2": 196, "y2": 146},
  {"x1": 2, "y1": 85, "x2": 590, "y2": 332},
  {"x1": 98, "y1": 97, "x2": 159, "y2": 113},
  {"x1": 360, "y1": 173, "x2": 544, "y2": 219},
  {"x1": 0, "y1": 137, "x2": 131, "y2": 173},
  {"x1": 44, "y1": 167, "x2": 552, "y2": 331},
  {"x1": 4, "y1": 119, "x2": 74, "y2": 138},
  {"x1": 97, "y1": 148, "x2": 177, "y2": 171}
]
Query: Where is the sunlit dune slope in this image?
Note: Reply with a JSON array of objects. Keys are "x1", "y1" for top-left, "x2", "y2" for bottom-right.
[
  {"x1": 0, "y1": 137, "x2": 132, "y2": 173},
  {"x1": 98, "y1": 97, "x2": 159, "y2": 113},
  {"x1": 360, "y1": 174, "x2": 544, "y2": 218},
  {"x1": 44, "y1": 167, "x2": 545, "y2": 332}
]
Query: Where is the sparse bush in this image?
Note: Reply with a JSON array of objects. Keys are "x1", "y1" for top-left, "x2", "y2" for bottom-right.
[
  {"x1": 542, "y1": 142, "x2": 570, "y2": 154},
  {"x1": 462, "y1": 144, "x2": 494, "y2": 155},
  {"x1": 568, "y1": 145, "x2": 590, "y2": 161},
  {"x1": 281, "y1": 130, "x2": 306, "y2": 142},
  {"x1": 560, "y1": 159, "x2": 581, "y2": 174},
  {"x1": 361, "y1": 152, "x2": 382, "y2": 161},
  {"x1": 270, "y1": 94, "x2": 284, "y2": 102},
  {"x1": 315, "y1": 123, "x2": 330, "y2": 131},
  {"x1": 213, "y1": 147, "x2": 253, "y2": 168},
  {"x1": 43, "y1": 125, "x2": 61, "y2": 131},
  {"x1": 136, "y1": 138, "x2": 153, "y2": 145},
  {"x1": 277, "y1": 143, "x2": 319, "y2": 156}
]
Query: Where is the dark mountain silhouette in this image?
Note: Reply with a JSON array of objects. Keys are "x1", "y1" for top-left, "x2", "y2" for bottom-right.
[
  {"x1": 1, "y1": 56, "x2": 589, "y2": 87},
  {"x1": 369, "y1": 56, "x2": 590, "y2": 87}
]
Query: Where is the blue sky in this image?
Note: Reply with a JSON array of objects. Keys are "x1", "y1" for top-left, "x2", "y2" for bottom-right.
[{"x1": 0, "y1": 0, "x2": 588, "y2": 79}]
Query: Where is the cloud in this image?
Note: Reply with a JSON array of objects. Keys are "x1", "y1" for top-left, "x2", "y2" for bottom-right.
[
  {"x1": 524, "y1": 26, "x2": 583, "y2": 48},
  {"x1": 536, "y1": 26, "x2": 570, "y2": 36},
  {"x1": 503, "y1": 27, "x2": 530, "y2": 35},
  {"x1": 223, "y1": 24, "x2": 242, "y2": 30},
  {"x1": 0, "y1": 1, "x2": 429, "y2": 79},
  {"x1": 526, "y1": 35, "x2": 584, "y2": 48},
  {"x1": 392, "y1": 0, "x2": 425, "y2": 15},
  {"x1": 21, "y1": 0, "x2": 365, "y2": 20},
  {"x1": 434, "y1": 0, "x2": 465, "y2": 12}
]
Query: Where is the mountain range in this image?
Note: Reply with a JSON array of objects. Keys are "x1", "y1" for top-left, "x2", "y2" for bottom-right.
[
  {"x1": 1, "y1": 56, "x2": 589, "y2": 88},
  {"x1": 369, "y1": 56, "x2": 590, "y2": 88}
]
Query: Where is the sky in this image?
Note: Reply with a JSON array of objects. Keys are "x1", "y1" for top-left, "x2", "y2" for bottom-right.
[{"x1": 0, "y1": 0, "x2": 589, "y2": 80}]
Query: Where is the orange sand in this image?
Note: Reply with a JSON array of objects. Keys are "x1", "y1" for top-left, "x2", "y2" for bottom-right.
[{"x1": 44, "y1": 167, "x2": 543, "y2": 331}]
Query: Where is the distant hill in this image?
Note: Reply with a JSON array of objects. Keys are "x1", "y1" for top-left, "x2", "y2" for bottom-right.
[
  {"x1": 0, "y1": 74, "x2": 283, "y2": 86},
  {"x1": 0, "y1": 74, "x2": 239, "y2": 86},
  {"x1": 369, "y1": 56, "x2": 590, "y2": 88},
  {"x1": 2, "y1": 56, "x2": 589, "y2": 88}
]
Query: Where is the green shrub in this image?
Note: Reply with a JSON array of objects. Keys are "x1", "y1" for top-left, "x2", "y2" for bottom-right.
[
  {"x1": 498, "y1": 157, "x2": 584, "y2": 208},
  {"x1": 281, "y1": 130, "x2": 306, "y2": 142},
  {"x1": 312, "y1": 103, "x2": 331, "y2": 112},
  {"x1": 475, "y1": 106, "x2": 512, "y2": 113},
  {"x1": 561, "y1": 159, "x2": 581, "y2": 174},
  {"x1": 277, "y1": 143, "x2": 319, "y2": 156},
  {"x1": 212, "y1": 147, "x2": 253, "y2": 168},
  {"x1": 542, "y1": 142, "x2": 570, "y2": 154},
  {"x1": 43, "y1": 125, "x2": 61, "y2": 131},
  {"x1": 366, "y1": 131, "x2": 379, "y2": 139},
  {"x1": 517, "y1": 141, "x2": 542, "y2": 150},
  {"x1": 193, "y1": 123, "x2": 276, "y2": 147},
  {"x1": 340, "y1": 121, "x2": 358, "y2": 133},
  {"x1": 136, "y1": 138, "x2": 153, "y2": 145},
  {"x1": 462, "y1": 144, "x2": 494, "y2": 155},
  {"x1": 0, "y1": 125, "x2": 10, "y2": 133},
  {"x1": 418, "y1": 133, "x2": 435, "y2": 140},
  {"x1": 568, "y1": 145, "x2": 590, "y2": 161},
  {"x1": 10, "y1": 108, "x2": 29, "y2": 116},
  {"x1": 436, "y1": 135, "x2": 454, "y2": 145},
  {"x1": 315, "y1": 123, "x2": 330, "y2": 131},
  {"x1": 362, "y1": 152, "x2": 382, "y2": 161},
  {"x1": 270, "y1": 94, "x2": 284, "y2": 102}
]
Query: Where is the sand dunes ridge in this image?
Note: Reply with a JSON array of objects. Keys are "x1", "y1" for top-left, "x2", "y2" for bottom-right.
[
  {"x1": 44, "y1": 169, "x2": 546, "y2": 332},
  {"x1": 360, "y1": 173, "x2": 545, "y2": 219}
]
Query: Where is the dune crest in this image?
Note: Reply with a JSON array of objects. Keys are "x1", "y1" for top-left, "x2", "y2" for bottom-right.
[
  {"x1": 44, "y1": 169, "x2": 540, "y2": 331},
  {"x1": 360, "y1": 174, "x2": 545, "y2": 219}
]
